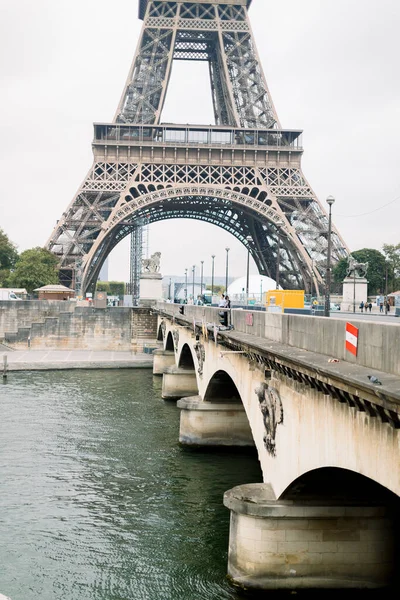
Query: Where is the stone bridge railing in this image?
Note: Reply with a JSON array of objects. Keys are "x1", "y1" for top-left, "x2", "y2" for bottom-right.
[{"x1": 156, "y1": 301, "x2": 400, "y2": 377}]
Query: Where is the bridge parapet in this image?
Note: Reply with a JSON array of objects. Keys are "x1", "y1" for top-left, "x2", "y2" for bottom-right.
[{"x1": 156, "y1": 302, "x2": 400, "y2": 377}]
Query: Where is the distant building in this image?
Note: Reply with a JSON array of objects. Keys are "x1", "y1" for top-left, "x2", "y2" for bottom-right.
[{"x1": 34, "y1": 285, "x2": 75, "y2": 301}]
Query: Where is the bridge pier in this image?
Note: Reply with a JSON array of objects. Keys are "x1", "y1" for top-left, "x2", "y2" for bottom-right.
[
  {"x1": 177, "y1": 396, "x2": 254, "y2": 447},
  {"x1": 161, "y1": 366, "x2": 198, "y2": 400},
  {"x1": 152, "y1": 349, "x2": 175, "y2": 376},
  {"x1": 224, "y1": 483, "x2": 395, "y2": 591}
]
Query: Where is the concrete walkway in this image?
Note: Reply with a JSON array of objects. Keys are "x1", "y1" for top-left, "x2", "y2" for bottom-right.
[{"x1": 1, "y1": 349, "x2": 154, "y2": 371}]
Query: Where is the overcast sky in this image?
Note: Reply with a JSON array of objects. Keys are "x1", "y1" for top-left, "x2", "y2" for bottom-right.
[{"x1": 1, "y1": 0, "x2": 399, "y2": 282}]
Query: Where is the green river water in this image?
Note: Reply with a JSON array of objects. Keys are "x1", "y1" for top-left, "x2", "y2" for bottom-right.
[{"x1": 0, "y1": 369, "x2": 396, "y2": 600}]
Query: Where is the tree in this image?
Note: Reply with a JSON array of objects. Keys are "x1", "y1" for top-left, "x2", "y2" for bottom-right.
[
  {"x1": 382, "y1": 243, "x2": 400, "y2": 291},
  {"x1": 96, "y1": 281, "x2": 125, "y2": 296},
  {"x1": 8, "y1": 247, "x2": 59, "y2": 294},
  {"x1": 0, "y1": 228, "x2": 18, "y2": 286},
  {"x1": 333, "y1": 248, "x2": 386, "y2": 295},
  {"x1": 206, "y1": 284, "x2": 224, "y2": 295}
]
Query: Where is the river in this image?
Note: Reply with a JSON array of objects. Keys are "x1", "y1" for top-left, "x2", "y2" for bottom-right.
[{"x1": 0, "y1": 369, "x2": 395, "y2": 600}]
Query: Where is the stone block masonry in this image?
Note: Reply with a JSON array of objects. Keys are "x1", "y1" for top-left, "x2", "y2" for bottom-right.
[{"x1": 1, "y1": 303, "x2": 158, "y2": 351}]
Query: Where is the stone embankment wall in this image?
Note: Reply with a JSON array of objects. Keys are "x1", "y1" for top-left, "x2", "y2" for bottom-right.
[
  {"x1": 0, "y1": 300, "x2": 75, "y2": 339},
  {"x1": 0, "y1": 302, "x2": 158, "y2": 351}
]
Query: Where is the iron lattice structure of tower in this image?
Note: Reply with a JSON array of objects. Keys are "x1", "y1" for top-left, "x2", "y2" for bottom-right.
[
  {"x1": 130, "y1": 223, "x2": 144, "y2": 305},
  {"x1": 46, "y1": 0, "x2": 348, "y2": 295}
]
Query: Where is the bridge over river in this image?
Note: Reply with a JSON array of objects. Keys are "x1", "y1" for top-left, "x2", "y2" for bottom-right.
[{"x1": 154, "y1": 302, "x2": 400, "y2": 592}]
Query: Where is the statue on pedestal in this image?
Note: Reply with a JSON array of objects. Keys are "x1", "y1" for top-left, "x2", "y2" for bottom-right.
[
  {"x1": 140, "y1": 251, "x2": 162, "y2": 305},
  {"x1": 346, "y1": 255, "x2": 368, "y2": 279},
  {"x1": 341, "y1": 255, "x2": 369, "y2": 311},
  {"x1": 142, "y1": 251, "x2": 161, "y2": 273}
]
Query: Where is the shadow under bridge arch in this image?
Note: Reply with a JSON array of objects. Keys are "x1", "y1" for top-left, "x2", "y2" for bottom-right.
[
  {"x1": 81, "y1": 185, "x2": 314, "y2": 294},
  {"x1": 204, "y1": 370, "x2": 242, "y2": 404},
  {"x1": 165, "y1": 331, "x2": 175, "y2": 352},
  {"x1": 178, "y1": 343, "x2": 196, "y2": 369}
]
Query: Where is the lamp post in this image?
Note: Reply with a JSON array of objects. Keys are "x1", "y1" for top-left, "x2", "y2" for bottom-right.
[
  {"x1": 275, "y1": 221, "x2": 284, "y2": 290},
  {"x1": 225, "y1": 247, "x2": 230, "y2": 294},
  {"x1": 169, "y1": 277, "x2": 172, "y2": 301},
  {"x1": 184, "y1": 268, "x2": 188, "y2": 302},
  {"x1": 192, "y1": 265, "x2": 195, "y2": 300},
  {"x1": 211, "y1": 255, "x2": 215, "y2": 300},
  {"x1": 246, "y1": 236, "x2": 252, "y2": 304},
  {"x1": 200, "y1": 260, "x2": 204, "y2": 295},
  {"x1": 353, "y1": 266, "x2": 356, "y2": 314},
  {"x1": 311, "y1": 258, "x2": 315, "y2": 299},
  {"x1": 324, "y1": 195, "x2": 335, "y2": 317}
]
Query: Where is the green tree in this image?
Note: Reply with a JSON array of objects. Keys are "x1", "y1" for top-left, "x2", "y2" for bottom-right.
[
  {"x1": 96, "y1": 281, "x2": 125, "y2": 296},
  {"x1": 0, "y1": 228, "x2": 18, "y2": 286},
  {"x1": 8, "y1": 247, "x2": 59, "y2": 294},
  {"x1": 333, "y1": 248, "x2": 386, "y2": 295},
  {"x1": 206, "y1": 284, "x2": 225, "y2": 295},
  {"x1": 109, "y1": 281, "x2": 125, "y2": 296},
  {"x1": 382, "y1": 243, "x2": 400, "y2": 291},
  {"x1": 96, "y1": 281, "x2": 111, "y2": 293}
]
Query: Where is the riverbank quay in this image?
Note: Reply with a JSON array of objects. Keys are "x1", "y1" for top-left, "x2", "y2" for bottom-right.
[{"x1": 1, "y1": 349, "x2": 154, "y2": 371}]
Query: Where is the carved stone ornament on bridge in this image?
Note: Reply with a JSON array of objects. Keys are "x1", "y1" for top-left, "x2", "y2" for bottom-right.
[
  {"x1": 193, "y1": 342, "x2": 206, "y2": 377},
  {"x1": 172, "y1": 329, "x2": 179, "y2": 353},
  {"x1": 160, "y1": 320, "x2": 166, "y2": 339},
  {"x1": 255, "y1": 382, "x2": 284, "y2": 457}
]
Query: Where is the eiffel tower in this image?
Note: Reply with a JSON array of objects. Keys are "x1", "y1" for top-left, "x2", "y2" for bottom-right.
[{"x1": 46, "y1": 0, "x2": 348, "y2": 295}]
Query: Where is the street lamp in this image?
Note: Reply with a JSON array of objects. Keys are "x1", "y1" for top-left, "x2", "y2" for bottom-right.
[
  {"x1": 200, "y1": 260, "x2": 204, "y2": 295},
  {"x1": 246, "y1": 236, "x2": 252, "y2": 304},
  {"x1": 169, "y1": 277, "x2": 172, "y2": 301},
  {"x1": 275, "y1": 220, "x2": 284, "y2": 290},
  {"x1": 184, "y1": 268, "x2": 188, "y2": 302},
  {"x1": 211, "y1": 255, "x2": 215, "y2": 300},
  {"x1": 311, "y1": 258, "x2": 315, "y2": 299},
  {"x1": 324, "y1": 195, "x2": 335, "y2": 317},
  {"x1": 192, "y1": 265, "x2": 195, "y2": 300},
  {"x1": 225, "y1": 247, "x2": 230, "y2": 293}
]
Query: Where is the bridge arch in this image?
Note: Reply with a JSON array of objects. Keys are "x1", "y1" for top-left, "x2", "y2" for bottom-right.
[
  {"x1": 178, "y1": 343, "x2": 195, "y2": 369},
  {"x1": 81, "y1": 185, "x2": 322, "y2": 294},
  {"x1": 165, "y1": 331, "x2": 174, "y2": 352},
  {"x1": 279, "y1": 467, "x2": 400, "y2": 505},
  {"x1": 204, "y1": 370, "x2": 242, "y2": 403}
]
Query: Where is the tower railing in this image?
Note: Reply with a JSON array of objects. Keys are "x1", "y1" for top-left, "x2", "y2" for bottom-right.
[{"x1": 93, "y1": 123, "x2": 302, "y2": 149}]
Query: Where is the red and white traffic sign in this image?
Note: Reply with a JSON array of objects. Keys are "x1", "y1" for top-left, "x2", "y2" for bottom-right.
[{"x1": 345, "y1": 322, "x2": 359, "y2": 356}]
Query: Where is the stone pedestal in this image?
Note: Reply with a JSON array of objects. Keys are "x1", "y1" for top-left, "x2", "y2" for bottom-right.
[
  {"x1": 140, "y1": 273, "x2": 163, "y2": 306},
  {"x1": 177, "y1": 396, "x2": 254, "y2": 447},
  {"x1": 341, "y1": 277, "x2": 368, "y2": 312},
  {"x1": 224, "y1": 483, "x2": 395, "y2": 591},
  {"x1": 153, "y1": 349, "x2": 175, "y2": 375},
  {"x1": 161, "y1": 366, "x2": 198, "y2": 400}
]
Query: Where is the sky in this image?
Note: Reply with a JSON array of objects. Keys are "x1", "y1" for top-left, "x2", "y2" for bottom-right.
[{"x1": 1, "y1": 0, "x2": 400, "y2": 283}]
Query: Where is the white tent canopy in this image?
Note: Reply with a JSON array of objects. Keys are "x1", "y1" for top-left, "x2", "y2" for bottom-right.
[{"x1": 227, "y1": 275, "x2": 278, "y2": 300}]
